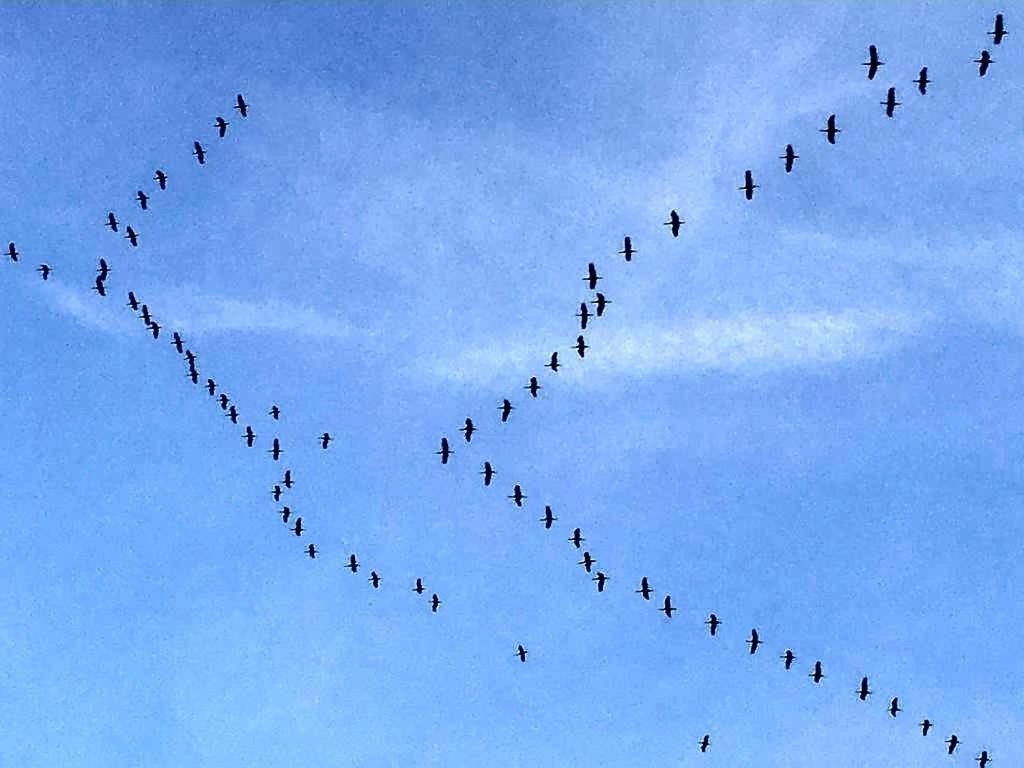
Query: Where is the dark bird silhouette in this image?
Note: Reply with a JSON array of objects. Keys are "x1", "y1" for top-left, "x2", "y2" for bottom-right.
[
  {"x1": 269, "y1": 405, "x2": 280, "y2": 420},
  {"x1": 499, "y1": 398, "x2": 514, "y2": 422},
  {"x1": 413, "y1": 578, "x2": 425, "y2": 595},
  {"x1": 659, "y1": 594, "x2": 676, "y2": 618},
  {"x1": 524, "y1": 376, "x2": 541, "y2": 398},
  {"x1": 218, "y1": 392, "x2": 229, "y2": 409},
  {"x1": 977, "y1": 750, "x2": 991, "y2": 767},
  {"x1": 151, "y1": 322, "x2": 161, "y2": 340},
  {"x1": 739, "y1": 169, "x2": 758, "y2": 200},
  {"x1": 975, "y1": 50, "x2": 993, "y2": 77},
  {"x1": 990, "y1": 13, "x2": 1007, "y2": 45},
  {"x1": 568, "y1": 527, "x2": 585, "y2": 549},
  {"x1": 234, "y1": 93, "x2": 249, "y2": 117},
  {"x1": 97, "y1": 258, "x2": 110, "y2": 282},
  {"x1": 699, "y1": 735, "x2": 710, "y2": 753},
  {"x1": 93, "y1": 275, "x2": 107, "y2": 297},
  {"x1": 583, "y1": 262, "x2": 602, "y2": 290},
  {"x1": 436, "y1": 437, "x2": 453, "y2": 465},
  {"x1": 782, "y1": 650, "x2": 796, "y2": 670},
  {"x1": 516, "y1": 644, "x2": 528, "y2": 663},
  {"x1": 636, "y1": 576, "x2": 653, "y2": 600},
  {"x1": 546, "y1": 351, "x2": 560, "y2": 372},
  {"x1": 508, "y1": 484, "x2": 525, "y2": 507},
  {"x1": 140, "y1": 304, "x2": 152, "y2": 326},
  {"x1": 369, "y1": 571, "x2": 381, "y2": 589},
  {"x1": 187, "y1": 365, "x2": 197, "y2": 383},
  {"x1": 282, "y1": 469, "x2": 293, "y2": 489},
  {"x1": 858, "y1": 676, "x2": 872, "y2": 701},
  {"x1": 137, "y1": 190, "x2": 149, "y2": 210},
  {"x1": 946, "y1": 735, "x2": 959, "y2": 754},
  {"x1": 593, "y1": 571, "x2": 608, "y2": 592},
  {"x1": 480, "y1": 461, "x2": 495, "y2": 487},
  {"x1": 268, "y1": 437, "x2": 282, "y2": 461},
  {"x1": 106, "y1": 212, "x2": 119, "y2": 232},
  {"x1": 227, "y1": 405, "x2": 239, "y2": 424},
  {"x1": 664, "y1": 209, "x2": 683, "y2": 237},
  {"x1": 346, "y1": 554, "x2": 359, "y2": 573},
  {"x1": 920, "y1": 719, "x2": 932, "y2": 736},
  {"x1": 306, "y1": 543, "x2": 317, "y2": 559},
  {"x1": 153, "y1": 169, "x2": 167, "y2": 190},
  {"x1": 591, "y1": 292, "x2": 611, "y2": 317},
  {"x1": 706, "y1": 613, "x2": 721, "y2": 636},
  {"x1": 819, "y1": 114, "x2": 841, "y2": 144},
  {"x1": 184, "y1": 349, "x2": 196, "y2": 366},
  {"x1": 290, "y1": 517, "x2": 303, "y2": 537},
  {"x1": 889, "y1": 697, "x2": 902, "y2": 718},
  {"x1": 171, "y1": 332, "x2": 185, "y2": 354},
  {"x1": 618, "y1": 236, "x2": 636, "y2": 262},
  {"x1": 278, "y1": 506, "x2": 291, "y2": 523},
  {"x1": 862, "y1": 45, "x2": 884, "y2": 80},
  {"x1": 780, "y1": 143, "x2": 798, "y2": 173},
  {"x1": 319, "y1": 432, "x2": 332, "y2": 450},
  {"x1": 881, "y1": 86, "x2": 901, "y2": 117},
  {"x1": 576, "y1": 301, "x2": 591, "y2": 330},
  {"x1": 431, "y1": 593, "x2": 441, "y2": 612},
  {"x1": 747, "y1": 628, "x2": 761, "y2": 655},
  {"x1": 37, "y1": 264, "x2": 51, "y2": 281},
  {"x1": 540, "y1": 505, "x2": 557, "y2": 529},
  {"x1": 578, "y1": 551, "x2": 595, "y2": 573},
  {"x1": 193, "y1": 141, "x2": 206, "y2": 165},
  {"x1": 124, "y1": 226, "x2": 139, "y2": 247},
  {"x1": 244, "y1": 425, "x2": 256, "y2": 447},
  {"x1": 460, "y1": 417, "x2": 475, "y2": 443},
  {"x1": 127, "y1": 291, "x2": 139, "y2": 311},
  {"x1": 215, "y1": 116, "x2": 229, "y2": 138},
  {"x1": 810, "y1": 660, "x2": 825, "y2": 682},
  {"x1": 915, "y1": 66, "x2": 931, "y2": 95},
  {"x1": 271, "y1": 485, "x2": 282, "y2": 502},
  {"x1": 574, "y1": 335, "x2": 588, "y2": 359},
  {"x1": 7, "y1": 242, "x2": 18, "y2": 262}
]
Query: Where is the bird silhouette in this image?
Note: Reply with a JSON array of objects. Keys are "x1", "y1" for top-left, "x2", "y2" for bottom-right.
[
  {"x1": 193, "y1": 141, "x2": 206, "y2": 165},
  {"x1": 140, "y1": 304, "x2": 152, "y2": 325},
  {"x1": 858, "y1": 676, "x2": 872, "y2": 701},
  {"x1": 568, "y1": 527, "x2": 585, "y2": 549},
  {"x1": 946, "y1": 735, "x2": 959, "y2": 754},
  {"x1": 430, "y1": 593, "x2": 441, "y2": 612},
  {"x1": 576, "y1": 301, "x2": 591, "y2": 331},
  {"x1": 306, "y1": 543, "x2": 317, "y2": 559},
  {"x1": 137, "y1": 190, "x2": 149, "y2": 210},
  {"x1": 747, "y1": 628, "x2": 761, "y2": 655},
  {"x1": 218, "y1": 392, "x2": 229, "y2": 410},
  {"x1": 243, "y1": 426, "x2": 256, "y2": 447},
  {"x1": 524, "y1": 376, "x2": 541, "y2": 398},
  {"x1": 93, "y1": 275, "x2": 107, "y2": 297},
  {"x1": 318, "y1": 432, "x2": 332, "y2": 450},
  {"x1": 184, "y1": 349, "x2": 196, "y2": 366},
  {"x1": 171, "y1": 332, "x2": 185, "y2": 354},
  {"x1": 480, "y1": 461, "x2": 496, "y2": 486},
  {"x1": 346, "y1": 554, "x2": 359, "y2": 573},
  {"x1": 186, "y1": 365, "x2": 197, "y2": 382},
  {"x1": 436, "y1": 437, "x2": 453, "y2": 465},
  {"x1": 105, "y1": 212, "x2": 119, "y2": 232},
  {"x1": 583, "y1": 262, "x2": 602, "y2": 290},
  {"x1": 290, "y1": 517, "x2": 303, "y2": 537},
  {"x1": 699, "y1": 735, "x2": 710, "y2": 753},
  {"x1": 739, "y1": 169, "x2": 758, "y2": 200},
  {"x1": 37, "y1": 264, "x2": 51, "y2": 281},
  {"x1": 413, "y1": 578, "x2": 425, "y2": 595},
  {"x1": 540, "y1": 505, "x2": 557, "y2": 529},
  {"x1": 636, "y1": 576, "x2": 653, "y2": 601},
  {"x1": 889, "y1": 697, "x2": 902, "y2": 717},
  {"x1": 151, "y1": 322, "x2": 161, "y2": 340},
  {"x1": 271, "y1": 485, "x2": 282, "y2": 502},
  {"x1": 546, "y1": 352, "x2": 560, "y2": 372},
  {"x1": 508, "y1": 484, "x2": 525, "y2": 507},
  {"x1": 574, "y1": 335, "x2": 588, "y2": 359},
  {"x1": 989, "y1": 13, "x2": 1007, "y2": 45},
  {"x1": 593, "y1": 571, "x2": 608, "y2": 592},
  {"x1": 919, "y1": 719, "x2": 932, "y2": 736},
  {"x1": 862, "y1": 45, "x2": 884, "y2": 79},
  {"x1": 268, "y1": 437, "x2": 282, "y2": 461},
  {"x1": 618, "y1": 236, "x2": 636, "y2": 262},
  {"x1": 124, "y1": 226, "x2": 139, "y2": 247},
  {"x1": 516, "y1": 644, "x2": 528, "y2": 663},
  {"x1": 706, "y1": 613, "x2": 721, "y2": 636},
  {"x1": 881, "y1": 86, "x2": 901, "y2": 117},
  {"x1": 977, "y1": 750, "x2": 991, "y2": 767},
  {"x1": 819, "y1": 114, "x2": 841, "y2": 144},
  {"x1": 369, "y1": 571, "x2": 381, "y2": 589},
  {"x1": 278, "y1": 506, "x2": 291, "y2": 524},
  {"x1": 590, "y1": 292, "x2": 611, "y2": 317},
  {"x1": 204, "y1": 377, "x2": 215, "y2": 396},
  {"x1": 127, "y1": 291, "x2": 139, "y2": 311},
  {"x1": 809, "y1": 660, "x2": 825, "y2": 683},
  {"x1": 578, "y1": 551, "x2": 595, "y2": 573},
  {"x1": 227, "y1": 405, "x2": 239, "y2": 424},
  {"x1": 282, "y1": 469, "x2": 294, "y2": 489},
  {"x1": 269, "y1": 405, "x2": 280, "y2": 420},
  {"x1": 215, "y1": 116, "x2": 229, "y2": 137},
  {"x1": 780, "y1": 143, "x2": 798, "y2": 173},
  {"x1": 663, "y1": 209, "x2": 683, "y2": 237},
  {"x1": 153, "y1": 169, "x2": 168, "y2": 190},
  {"x1": 975, "y1": 50, "x2": 993, "y2": 77},
  {"x1": 781, "y1": 650, "x2": 796, "y2": 670},
  {"x1": 97, "y1": 258, "x2": 111, "y2": 282},
  {"x1": 915, "y1": 66, "x2": 931, "y2": 95},
  {"x1": 659, "y1": 594, "x2": 676, "y2": 618},
  {"x1": 234, "y1": 93, "x2": 249, "y2": 117},
  {"x1": 460, "y1": 418, "x2": 475, "y2": 443},
  {"x1": 499, "y1": 398, "x2": 514, "y2": 422}
]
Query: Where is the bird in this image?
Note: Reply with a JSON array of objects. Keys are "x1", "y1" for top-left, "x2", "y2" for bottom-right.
[
  {"x1": 508, "y1": 484, "x2": 525, "y2": 507},
  {"x1": 591, "y1": 292, "x2": 611, "y2": 317},
  {"x1": 659, "y1": 594, "x2": 676, "y2": 618},
  {"x1": 36, "y1": 264, "x2": 51, "y2": 281},
  {"x1": 699, "y1": 735, "x2": 711, "y2": 753},
  {"x1": 460, "y1": 418, "x2": 475, "y2": 443},
  {"x1": 636, "y1": 576, "x2": 653, "y2": 601},
  {"x1": 226, "y1": 405, "x2": 239, "y2": 424},
  {"x1": 618, "y1": 236, "x2": 636, "y2": 262},
  {"x1": 540, "y1": 505, "x2": 557, "y2": 529},
  {"x1": 93, "y1": 275, "x2": 107, "y2": 297},
  {"x1": 97, "y1": 258, "x2": 110, "y2": 282},
  {"x1": 989, "y1": 13, "x2": 1007, "y2": 45},
  {"x1": 576, "y1": 301, "x2": 590, "y2": 331},
  {"x1": 524, "y1": 377, "x2": 541, "y2": 398},
  {"x1": 881, "y1": 86, "x2": 901, "y2": 117},
  {"x1": 975, "y1": 50, "x2": 993, "y2": 77},
  {"x1": 480, "y1": 461, "x2": 495, "y2": 487},
  {"x1": 243, "y1": 426, "x2": 256, "y2": 447},
  {"x1": 319, "y1": 432, "x2": 332, "y2": 450},
  {"x1": 105, "y1": 212, "x2": 119, "y2": 232},
  {"x1": 369, "y1": 571, "x2": 381, "y2": 589},
  {"x1": 857, "y1": 676, "x2": 871, "y2": 701},
  {"x1": 809, "y1": 660, "x2": 824, "y2": 682},
  {"x1": 346, "y1": 554, "x2": 359, "y2": 573},
  {"x1": 137, "y1": 190, "x2": 149, "y2": 210},
  {"x1": 781, "y1": 650, "x2": 796, "y2": 670},
  {"x1": 573, "y1": 335, "x2": 589, "y2": 359},
  {"x1": 186, "y1": 364, "x2": 197, "y2": 382},
  {"x1": 705, "y1": 613, "x2": 721, "y2": 636},
  {"x1": 663, "y1": 209, "x2": 683, "y2": 237},
  {"x1": 568, "y1": 527, "x2": 585, "y2": 549},
  {"x1": 268, "y1": 437, "x2": 282, "y2": 461},
  {"x1": 184, "y1": 349, "x2": 196, "y2": 366},
  {"x1": 499, "y1": 398, "x2": 514, "y2": 423},
  {"x1": 977, "y1": 750, "x2": 991, "y2": 767},
  {"x1": 151, "y1": 322, "x2": 161, "y2": 340},
  {"x1": 7, "y1": 242, "x2": 19, "y2": 262},
  {"x1": 889, "y1": 697, "x2": 902, "y2": 717},
  {"x1": 234, "y1": 93, "x2": 249, "y2": 117},
  {"x1": 819, "y1": 114, "x2": 841, "y2": 144},
  {"x1": 193, "y1": 141, "x2": 206, "y2": 164},
  {"x1": 862, "y1": 45, "x2": 884, "y2": 80},
  {"x1": 124, "y1": 226, "x2": 139, "y2": 247},
  {"x1": 780, "y1": 143, "x2": 798, "y2": 173},
  {"x1": 946, "y1": 735, "x2": 959, "y2": 755},
  {"x1": 271, "y1": 485, "x2": 282, "y2": 502},
  {"x1": 436, "y1": 437, "x2": 453, "y2": 465},
  {"x1": 140, "y1": 304, "x2": 152, "y2": 326},
  {"x1": 546, "y1": 352, "x2": 560, "y2": 372},
  {"x1": 578, "y1": 551, "x2": 595, "y2": 573},
  {"x1": 583, "y1": 262, "x2": 602, "y2": 290},
  {"x1": 306, "y1": 544, "x2": 317, "y2": 559},
  {"x1": 915, "y1": 66, "x2": 931, "y2": 95},
  {"x1": 171, "y1": 332, "x2": 185, "y2": 354},
  {"x1": 215, "y1": 116, "x2": 229, "y2": 137},
  {"x1": 127, "y1": 291, "x2": 139, "y2": 311},
  {"x1": 516, "y1": 644, "x2": 528, "y2": 663},
  {"x1": 290, "y1": 517, "x2": 303, "y2": 537},
  {"x1": 747, "y1": 628, "x2": 761, "y2": 654},
  {"x1": 269, "y1": 405, "x2": 280, "y2": 420},
  {"x1": 919, "y1": 719, "x2": 932, "y2": 736},
  {"x1": 413, "y1": 578, "x2": 425, "y2": 595},
  {"x1": 430, "y1": 593, "x2": 441, "y2": 612},
  {"x1": 278, "y1": 506, "x2": 291, "y2": 523},
  {"x1": 282, "y1": 469, "x2": 294, "y2": 489},
  {"x1": 739, "y1": 169, "x2": 758, "y2": 200},
  {"x1": 593, "y1": 571, "x2": 608, "y2": 592},
  {"x1": 153, "y1": 169, "x2": 168, "y2": 190}
]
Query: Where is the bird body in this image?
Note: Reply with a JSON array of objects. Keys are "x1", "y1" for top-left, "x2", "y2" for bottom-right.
[
  {"x1": 193, "y1": 141, "x2": 206, "y2": 164},
  {"x1": 975, "y1": 50, "x2": 993, "y2": 77},
  {"x1": 106, "y1": 212, "x2": 119, "y2": 232},
  {"x1": 881, "y1": 86, "x2": 901, "y2": 117},
  {"x1": 546, "y1": 352, "x2": 560, "y2": 372},
  {"x1": 699, "y1": 735, "x2": 710, "y2": 753},
  {"x1": 306, "y1": 544, "x2": 317, "y2": 559},
  {"x1": 499, "y1": 398, "x2": 514, "y2": 422},
  {"x1": 269, "y1": 437, "x2": 282, "y2": 461},
  {"x1": 915, "y1": 67, "x2": 931, "y2": 95},
  {"x1": 747, "y1": 628, "x2": 761, "y2": 654},
  {"x1": 946, "y1": 734, "x2": 959, "y2": 754},
  {"x1": 578, "y1": 551, "x2": 595, "y2": 573},
  {"x1": 508, "y1": 484, "x2": 525, "y2": 507},
  {"x1": 215, "y1": 116, "x2": 229, "y2": 137},
  {"x1": 481, "y1": 461, "x2": 495, "y2": 486},
  {"x1": 663, "y1": 209, "x2": 682, "y2": 237},
  {"x1": 413, "y1": 578, "x2": 425, "y2": 595},
  {"x1": 782, "y1": 650, "x2": 796, "y2": 670},
  {"x1": 154, "y1": 169, "x2": 168, "y2": 190},
  {"x1": 889, "y1": 697, "x2": 901, "y2": 717},
  {"x1": 436, "y1": 437, "x2": 453, "y2": 464},
  {"x1": 990, "y1": 13, "x2": 1007, "y2": 45},
  {"x1": 244, "y1": 426, "x2": 256, "y2": 447},
  {"x1": 369, "y1": 571, "x2": 381, "y2": 589},
  {"x1": 516, "y1": 644, "x2": 528, "y2": 662},
  {"x1": 540, "y1": 505, "x2": 557, "y2": 529},
  {"x1": 858, "y1": 676, "x2": 871, "y2": 701},
  {"x1": 862, "y1": 45, "x2": 884, "y2": 79},
  {"x1": 780, "y1": 144, "x2": 798, "y2": 172},
  {"x1": 659, "y1": 594, "x2": 675, "y2": 617},
  {"x1": 37, "y1": 264, "x2": 51, "y2": 281},
  {"x1": 460, "y1": 418, "x2": 475, "y2": 443},
  {"x1": 234, "y1": 93, "x2": 249, "y2": 117},
  {"x1": 920, "y1": 719, "x2": 932, "y2": 736},
  {"x1": 739, "y1": 169, "x2": 758, "y2": 200},
  {"x1": 618, "y1": 236, "x2": 636, "y2": 262},
  {"x1": 591, "y1": 292, "x2": 610, "y2": 317},
  {"x1": 593, "y1": 571, "x2": 609, "y2": 592},
  {"x1": 431, "y1": 593, "x2": 441, "y2": 612},
  {"x1": 568, "y1": 527, "x2": 584, "y2": 549},
  {"x1": 525, "y1": 376, "x2": 541, "y2": 398},
  {"x1": 576, "y1": 301, "x2": 590, "y2": 330},
  {"x1": 7, "y1": 242, "x2": 18, "y2": 262},
  {"x1": 137, "y1": 190, "x2": 149, "y2": 210},
  {"x1": 583, "y1": 262, "x2": 601, "y2": 290},
  {"x1": 636, "y1": 576, "x2": 653, "y2": 601},
  {"x1": 820, "y1": 114, "x2": 841, "y2": 144},
  {"x1": 706, "y1": 613, "x2": 721, "y2": 636},
  {"x1": 125, "y1": 226, "x2": 139, "y2": 247},
  {"x1": 347, "y1": 555, "x2": 359, "y2": 572},
  {"x1": 809, "y1": 659, "x2": 824, "y2": 682}
]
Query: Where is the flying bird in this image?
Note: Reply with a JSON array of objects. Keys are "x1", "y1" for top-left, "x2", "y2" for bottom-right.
[
  {"x1": 583, "y1": 262, "x2": 602, "y2": 290},
  {"x1": 150, "y1": 322, "x2": 161, "y2": 340},
  {"x1": 184, "y1": 349, "x2": 196, "y2": 365},
  {"x1": 140, "y1": 304, "x2": 152, "y2": 325},
  {"x1": 540, "y1": 505, "x2": 557, "y2": 529},
  {"x1": 989, "y1": 13, "x2": 1007, "y2": 45},
  {"x1": 516, "y1": 644, "x2": 528, "y2": 663},
  {"x1": 858, "y1": 676, "x2": 872, "y2": 701},
  {"x1": 819, "y1": 114, "x2": 841, "y2": 144},
  {"x1": 269, "y1": 405, "x2": 280, "y2": 420},
  {"x1": 93, "y1": 275, "x2": 107, "y2": 297},
  {"x1": 431, "y1": 593, "x2": 441, "y2": 612},
  {"x1": 106, "y1": 212, "x2": 119, "y2": 232},
  {"x1": 346, "y1": 554, "x2": 359, "y2": 573},
  {"x1": 862, "y1": 45, "x2": 884, "y2": 79},
  {"x1": 546, "y1": 352, "x2": 560, "y2": 372},
  {"x1": 889, "y1": 697, "x2": 902, "y2": 718},
  {"x1": 97, "y1": 258, "x2": 110, "y2": 281},
  {"x1": 234, "y1": 93, "x2": 249, "y2": 117},
  {"x1": 663, "y1": 209, "x2": 683, "y2": 237},
  {"x1": 920, "y1": 719, "x2": 932, "y2": 736},
  {"x1": 124, "y1": 226, "x2": 139, "y2": 247},
  {"x1": 975, "y1": 50, "x2": 993, "y2": 77},
  {"x1": 780, "y1": 143, "x2": 798, "y2": 173},
  {"x1": 499, "y1": 398, "x2": 514, "y2": 422},
  {"x1": 590, "y1": 292, "x2": 610, "y2": 317},
  {"x1": 593, "y1": 571, "x2": 608, "y2": 592},
  {"x1": 568, "y1": 527, "x2": 585, "y2": 549},
  {"x1": 413, "y1": 578, "x2": 425, "y2": 595},
  {"x1": 278, "y1": 506, "x2": 291, "y2": 523},
  {"x1": 618, "y1": 236, "x2": 636, "y2": 262},
  {"x1": 574, "y1": 335, "x2": 588, "y2": 359},
  {"x1": 282, "y1": 469, "x2": 294, "y2": 489},
  {"x1": 436, "y1": 437, "x2": 453, "y2": 464},
  {"x1": 946, "y1": 735, "x2": 959, "y2": 755},
  {"x1": 636, "y1": 577, "x2": 653, "y2": 601},
  {"x1": 243, "y1": 426, "x2": 256, "y2": 447},
  {"x1": 319, "y1": 432, "x2": 332, "y2": 450},
  {"x1": 460, "y1": 418, "x2": 475, "y2": 443},
  {"x1": 881, "y1": 86, "x2": 901, "y2": 117},
  {"x1": 524, "y1": 376, "x2": 541, "y2": 398},
  {"x1": 739, "y1": 169, "x2": 758, "y2": 200},
  {"x1": 186, "y1": 365, "x2": 197, "y2": 383},
  {"x1": 369, "y1": 571, "x2": 381, "y2": 589},
  {"x1": 193, "y1": 141, "x2": 206, "y2": 165},
  {"x1": 809, "y1": 660, "x2": 825, "y2": 683},
  {"x1": 290, "y1": 517, "x2": 303, "y2": 537},
  {"x1": 171, "y1": 332, "x2": 185, "y2": 354},
  {"x1": 659, "y1": 594, "x2": 676, "y2": 617},
  {"x1": 127, "y1": 291, "x2": 139, "y2": 311},
  {"x1": 7, "y1": 242, "x2": 18, "y2": 262},
  {"x1": 226, "y1": 405, "x2": 238, "y2": 424},
  {"x1": 915, "y1": 66, "x2": 931, "y2": 95},
  {"x1": 271, "y1": 485, "x2": 282, "y2": 502},
  {"x1": 480, "y1": 461, "x2": 495, "y2": 486},
  {"x1": 268, "y1": 437, "x2": 282, "y2": 461},
  {"x1": 137, "y1": 190, "x2": 149, "y2": 210},
  {"x1": 306, "y1": 544, "x2": 317, "y2": 559},
  {"x1": 508, "y1": 484, "x2": 525, "y2": 507},
  {"x1": 576, "y1": 301, "x2": 590, "y2": 330},
  {"x1": 37, "y1": 264, "x2": 51, "y2": 281},
  {"x1": 219, "y1": 392, "x2": 229, "y2": 410},
  {"x1": 781, "y1": 650, "x2": 796, "y2": 670},
  {"x1": 705, "y1": 613, "x2": 721, "y2": 636},
  {"x1": 578, "y1": 551, "x2": 595, "y2": 573},
  {"x1": 747, "y1": 629, "x2": 761, "y2": 654},
  {"x1": 206, "y1": 378, "x2": 216, "y2": 396},
  {"x1": 215, "y1": 116, "x2": 229, "y2": 137},
  {"x1": 153, "y1": 169, "x2": 167, "y2": 190},
  {"x1": 699, "y1": 735, "x2": 710, "y2": 753},
  {"x1": 977, "y1": 750, "x2": 991, "y2": 767}
]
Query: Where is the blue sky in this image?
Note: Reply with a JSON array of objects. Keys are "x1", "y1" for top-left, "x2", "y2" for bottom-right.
[{"x1": 1, "y1": 2, "x2": 1021, "y2": 766}]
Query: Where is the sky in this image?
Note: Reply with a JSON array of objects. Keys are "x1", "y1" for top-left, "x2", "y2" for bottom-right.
[{"x1": 0, "y1": 2, "x2": 1021, "y2": 766}]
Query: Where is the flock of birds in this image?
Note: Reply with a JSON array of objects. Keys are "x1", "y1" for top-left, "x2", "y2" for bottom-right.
[{"x1": 3, "y1": 12, "x2": 1012, "y2": 765}]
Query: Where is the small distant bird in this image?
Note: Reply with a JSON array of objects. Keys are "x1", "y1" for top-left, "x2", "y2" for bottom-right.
[
  {"x1": 319, "y1": 432, "x2": 332, "y2": 449},
  {"x1": 306, "y1": 544, "x2": 317, "y2": 559},
  {"x1": 187, "y1": 366, "x2": 197, "y2": 383},
  {"x1": 975, "y1": 50, "x2": 993, "y2": 77},
  {"x1": 636, "y1": 576, "x2": 653, "y2": 600},
  {"x1": 184, "y1": 349, "x2": 196, "y2": 366},
  {"x1": 271, "y1": 485, "x2": 282, "y2": 502},
  {"x1": 37, "y1": 264, "x2": 51, "y2": 281},
  {"x1": 977, "y1": 750, "x2": 991, "y2": 767},
  {"x1": 862, "y1": 45, "x2": 884, "y2": 80},
  {"x1": 171, "y1": 332, "x2": 185, "y2": 354},
  {"x1": 278, "y1": 506, "x2": 291, "y2": 523},
  {"x1": 591, "y1": 292, "x2": 610, "y2": 317},
  {"x1": 524, "y1": 376, "x2": 541, "y2": 398},
  {"x1": 193, "y1": 141, "x2": 206, "y2": 165},
  {"x1": 227, "y1": 405, "x2": 239, "y2": 424},
  {"x1": 659, "y1": 594, "x2": 676, "y2": 618},
  {"x1": 946, "y1": 735, "x2": 959, "y2": 755},
  {"x1": 809, "y1": 660, "x2": 824, "y2": 682},
  {"x1": 93, "y1": 275, "x2": 107, "y2": 297},
  {"x1": 699, "y1": 735, "x2": 710, "y2": 753},
  {"x1": 780, "y1": 143, "x2": 798, "y2": 173},
  {"x1": 578, "y1": 551, "x2": 595, "y2": 573},
  {"x1": 747, "y1": 629, "x2": 761, "y2": 654},
  {"x1": 460, "y1": 418, "x2": 475, "y2": 443},
  {"x1": 508, "y1": 484, "x2": 525, "y2": 507},
  {"x1": 430, "y1": 593, "x2": 441, "y2": 612},
  {"x1": 889, "y1": 697, "x2": 902, "y2": 718},
  {"x1": 739, "y1": 169, "x2": 758, "y2": 200},
  {"x1": 499, "y1": 398, "x2": 514, "y2": 423},
  {"x1": 124, "y1": 226, "x2": 139, "y2": 247},
  {"x1": 127, "y1": 291, "x2": 139, "y2": 311},
  {"x1": 915, "y1": 66, "x2": 931, "y2": 95},
  {"x1": 151, "y1": 322, "x2": 161, "y2": 340},
  {"x1": 593, "y1": 571, "x2": 608, "y2": 592},
  {"x1": 140, "y1": 304, "x2": 152, "y2": 326},
  {"x1": 573, "y1": 335, "x2": 589, "y2": 359},
  {"x1": 618, "y1": 236, "x2": 636, "y2": 262},
  {"x1": 282, "y1": 469, "x2": 294, "y2": 489},
  {"x1": 576, "y1": 301, "x2": 590, "y2": 331},
  {"x1": 106, "y1": 212, "x2": 119, "y2": 232},
  {"x1": 540, "y1": 505, "x2": 557, "y2": 529},
  {"x1": 858, "y1": 676, "x2": 872, "y2": 701},
  {"x1": 215, "y1": 116, "x2": 229, "y2": 137},
  {"x1": 920, "y1": 719, "x2": 932, "y2": 736},
  {"x1": 346, "y1": 554, "x2": 359, "y2": 573},
  {"x1": 568, "y1": 527, "x2": 585, "y2": 549},
  {"x1": 413, "y1": 578, "x2": 425, "y2": 595},
  {"x1": 268, "y1": 437, "x2": 282, "y2": 461},
  {"x1": 204, "y1": 378, "x2": 215, "y2": 396},
  {"x1": 516, "y1": 644, "x2": 528, "y2": 663},
  {"x1": 546, "y1": 352, "x2": 560, "y2": 372},
  {"x1": 153, "y1": 169, "x2": 167, "y2": 190},
  {"x1": 881, "y1": 86, "x2": 901, "y2": 118},
  {"x1": 7, "y1": 242, "x2": 19, "y2": 262},
  {"x1": 290, "y1": 517, "x2": 303, "y2": 537},
  {"x1": 137, "y1": 190, "x2": 149, "y2": 210},
  {"x1": 234, "y1": 93, "x2": 249, "y2": 117},
  {"x1": 819, "y1": 114, "x2": 841, "y2": 144},
  {"x1": 436, "y1": 436, "x2": 453, "y2": 465},
  {"x1": 782, "y1": 650, "x2": 796, "y2": 670},
  {"x1": 706, "y1": 613, "x2": 721, "y2": 636},
  {"x1": 243, "y1": 426, "x2": 256, "y2": 447},
  {"x1": 369, "y1": 571, "x2": 381, "y2": 589},
  {"x1": 989, "y1": 13, "x2": 1007, "y2": 45},
  {"x1": 583, "y1": 262, "x2": 602, "y2": 290},
  {"x1": 480, "y1": 461, "x2": 495, "y2": 487},
  {"x1": 97, "y1": 258, "x2": 110, "y2": 281},
  {"x1": 269, "y1": 405, "x2": 280, "y2": 420},
  {"x1": 663, "y1": 209, "x2": 683, "y2": 237},
  {"x1": 219, "y1": 392, "x2": 229, "y2": 410}
]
